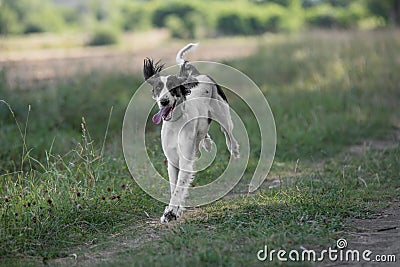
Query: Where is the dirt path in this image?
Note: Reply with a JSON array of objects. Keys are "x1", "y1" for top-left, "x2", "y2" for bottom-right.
[
  {"x1": 325, "y1": 129, "x2": 400, "y2": 267},
  {"x1": 344, "y1": 200, "x2": 400, "y2": 267},
  {"x1": 324, "y1": 201, "x2": 400, "y2": 267},
  {"x1": 45, "y1": 219, "x2": 164, "y2": 266}
]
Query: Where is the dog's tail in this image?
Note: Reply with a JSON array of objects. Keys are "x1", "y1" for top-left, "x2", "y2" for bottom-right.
[{"x1": 176, "y1": 43, "x2": 198, "y2": 65}]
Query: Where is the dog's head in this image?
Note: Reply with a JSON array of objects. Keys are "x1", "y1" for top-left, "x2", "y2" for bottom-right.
[{"x1": 143, "y1": 58, "x2": 193, "y2": 124}]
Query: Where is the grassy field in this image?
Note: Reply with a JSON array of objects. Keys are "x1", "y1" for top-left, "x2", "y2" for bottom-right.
[{"x1": 0, "y1": 30, "x2": 399, "y2": 266}]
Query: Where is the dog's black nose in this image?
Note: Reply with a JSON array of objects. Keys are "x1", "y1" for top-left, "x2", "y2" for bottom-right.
[{"x1": 160, "y1": 98, "x2": 170, "y2": 106}]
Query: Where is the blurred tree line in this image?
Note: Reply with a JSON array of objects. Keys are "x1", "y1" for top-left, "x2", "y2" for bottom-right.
[{"x1": 0, "y1": 0, "x2": 399, "y2": 41}]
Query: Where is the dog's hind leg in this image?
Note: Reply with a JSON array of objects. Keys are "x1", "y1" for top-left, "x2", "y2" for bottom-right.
[
  {"x1": 200, "y1": 133, "x2": 213, "y2": 152},
  {"x1": 210, "y1": 98, "x2": 240, "y2": 159},
  {"x1": 221, "y1": 125, "x2": 239, "y2": 159}
]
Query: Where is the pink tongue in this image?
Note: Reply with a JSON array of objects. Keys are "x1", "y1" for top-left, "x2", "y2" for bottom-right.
[{"x1": 152, "y1": 107, "x2": 170, "y2": 124}]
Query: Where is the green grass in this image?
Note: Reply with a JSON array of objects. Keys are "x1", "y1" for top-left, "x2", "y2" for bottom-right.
[
  {"x1": 1, "y1": 30, "x2": 400, "y2": 266},
  {"x1": 230, "y1": 30, "x2": 400, "y2": 161},
  {"x1": 105, "y1": 147, "x2": 400, "y2": 266}
]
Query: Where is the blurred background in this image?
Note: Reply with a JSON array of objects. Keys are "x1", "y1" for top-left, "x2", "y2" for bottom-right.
[
  {"x1": 0, "y1": 0, "x2": 399, "y2": 88},
  {"x1": 1, "y1": 0, "x2": 398, "y2": 38}
]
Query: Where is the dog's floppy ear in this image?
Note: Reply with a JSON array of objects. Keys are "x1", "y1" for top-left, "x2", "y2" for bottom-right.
[{"x1": 143, "y1": 58, "x2": 164, "y2": 85}]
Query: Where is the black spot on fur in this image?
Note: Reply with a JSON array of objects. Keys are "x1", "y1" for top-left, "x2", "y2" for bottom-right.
[
  {"x1": 216, "y1": 83, "x2": 228, "y2": 103},
  {"x1": 183, "y1": 76, "x2": 199, "y2": 90},
  {"x1": 206, "y1": 75, "x2": 228, "y2": 103},
  {"x1": 179, "y1": 85, "x2": 192, "y2": 97},
  {"x1": 166, "y1": 75, "x2": 192, "y2": 98},
  {"x1": 143, "y1": 58, "x2": 164, "y2": 80},
  {"x1": 179, "y1": 62, "x2": 227, "y2": 103}
]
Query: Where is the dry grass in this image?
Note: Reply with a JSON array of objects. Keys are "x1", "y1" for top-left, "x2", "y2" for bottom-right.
[{"x1": 0, "y1": 30, "x2": 258, "y2": 89}]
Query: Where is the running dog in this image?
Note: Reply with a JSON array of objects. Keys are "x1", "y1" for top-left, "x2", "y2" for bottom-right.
[{"x1": 143, "y1": 43, "x2": 240, "y2": 223}]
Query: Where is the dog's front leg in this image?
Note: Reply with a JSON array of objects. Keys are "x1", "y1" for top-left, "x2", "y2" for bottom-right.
[
  {"x1": 167, "y1": 162, "x2": 179, "y2": 198},
  {"x1": 160, "y1": 161, "x2": 194, "y2": 223},
  {"x1": 171, "y1": 163, "x2": 194, "y2": 207},
  {"x1": 161, "y1": 162, "x2": 179, "y2": 222},
  {"x1": 161, "y1": 162, "x2": 180, "y2": 222},
  {"x1": 161, "y1": 123, "x2": 197, "y2": 223}
]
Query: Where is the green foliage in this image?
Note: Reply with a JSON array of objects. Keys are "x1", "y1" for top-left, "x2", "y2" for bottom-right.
[
  {"x1": 164, "y1": 10, "x2": 203, "y2": 39},
  {"x1": 324, "y1": 0, "x2": 352, "y2": 7},
  {"x1": 279, "y1": 0, "x2": 305, "y2": 32},
  {"x1": 305, "y1": 2, "x2": 369, "y2": 29},
  {"x1": 216, "y1": 13, "x2": 249, "y2": 35},
  {"x1": 120, "y1": 3, "x2": 151, "y2": 31},
  {"x1": 216, "y1": 4, "x2": 286, "y2": 35},
  {"x1": 0, "y1": 5, "x2": 20, "y2": 34},
  {"x1": 151, "y1": 2, "x2": 197, "y2": 27},
  {"x1": 0, "y1": 0, "x2": 67, "y2": 35},
  {"x1": 0, "y1": 0, "x2": 399, "y2": 37},
  {"x1": 87, "y1": 27, "x2": 120, "y2": 46},
  {"x1": 165, "y1": 15, "x2": 189, "y2": 39},
  {"x1": 306, "y1": 3, "x2": 356, "y2": 29},
  {"x1": 260, "y1": 0, "x2": 292, "y2": 7},
  {"x1": 152, "y1": 1, "x2": 204, "y2": 38},
  {"x1": 365, "y1": 0, "x2": 400, "y2": 25},
  {"x1": 306, "y1": 4, "x2": 341, "y2": 28}
]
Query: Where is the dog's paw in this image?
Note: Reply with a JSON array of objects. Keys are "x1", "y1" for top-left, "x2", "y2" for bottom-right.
[
  {"x1": 201, "y1": 137, "x2": 213, "y2": 152},
  {"x1": 231, "y1": 144, "x2": 240, "y2": 159},
  {"x1": 160, "y1": 206, "x2": 182, "y2": 223},
  {"x1": 160, "y1": 211, "x2": 177, "y2": 223}
]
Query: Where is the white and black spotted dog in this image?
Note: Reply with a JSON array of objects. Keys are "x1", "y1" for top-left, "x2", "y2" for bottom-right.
[{"x1": 143, "y1": 43, "x2": 240, "y2": 223}]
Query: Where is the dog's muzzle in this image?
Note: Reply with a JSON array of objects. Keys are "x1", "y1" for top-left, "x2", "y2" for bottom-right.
[{"x1": 152, "y1": 100, "x2": 177, "y2": 124}]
